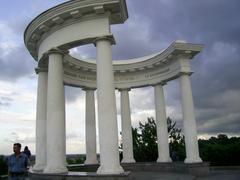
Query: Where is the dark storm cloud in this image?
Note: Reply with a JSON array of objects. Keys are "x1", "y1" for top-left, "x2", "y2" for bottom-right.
[
  {"x1": 129, "y1": 0, "x2": 240, "y2": 45},
  {"x1": 0, "y1": 45, "x2": 35, "y2": 81},
  {"x1": 0, "y1": 0, "x2": 67, "y2": 82},
  {"x1": 1, "y1": 0, "x2": 239, "y2": 135},
  {"x1": 115, "y1": 0, "x2": 240, "y2": 135}
]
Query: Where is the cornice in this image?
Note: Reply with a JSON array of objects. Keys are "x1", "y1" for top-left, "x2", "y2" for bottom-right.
[
  {"x1": 179, "y1": 71, "x2": 194, "y2": 76},
  {"x1": 118, "y1": 88, "x2": 131, "y2": 92},
  {"x1": 93, "y1": 35, "x2": 116, "y2": 46},
  {"x1": 24, "y1": 0, "x2": 128, "y2": 60},
  {"x1": 62, "y1": 41, "x2": 203, "y2": 74},
  {"x1": 35, "y1": 67, "x2": 48, "y2": 74},
  {"x1": 152, "y1": 82, "x2": 167, "y2": 87},
  {"x1": 46, "y1": 48, "x2": 69, "y2": 56},
  {"x1": 82, "y1": 87, "x2": 97, "y2": 91}
]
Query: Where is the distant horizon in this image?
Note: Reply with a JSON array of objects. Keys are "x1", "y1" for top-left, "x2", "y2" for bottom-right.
[{"x1": 1, "y1": 133, "x2": 239, "y2": 156}]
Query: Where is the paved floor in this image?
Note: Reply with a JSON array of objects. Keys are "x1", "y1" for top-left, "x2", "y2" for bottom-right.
[
  {"x1": 2, "y1": 170, "x2": 240, "y2": 180},
  {"x1": 131, "y1": 172, "x2": 195, "y2": 180},
  {"x1": 131, "y1": 170, "x2": 240, "y2": 180},
  {"x1": 197, "y1": 170, "x2": 240, "y2": 180}
]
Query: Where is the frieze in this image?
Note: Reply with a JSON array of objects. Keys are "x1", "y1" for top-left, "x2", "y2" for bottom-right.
[
  {"x1": 144, "y1": 68, "x2": 170, "y2": 79},
  {"x1": 114, "y1": 76, "x2": 136, "y2": 82},
  {"x1": 64, "y1": 71, "x2": 77, "y2": 78},
  {"x1": 64, "y1": 71, "x2": 96, "y2": 81}
]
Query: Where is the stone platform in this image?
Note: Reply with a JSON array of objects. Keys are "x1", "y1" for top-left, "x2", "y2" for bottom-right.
[
  {"x1": 29, "y1": 171, "x2": 132, "y2": 180},
  {"x1": 28, "y1": 162, "x2": 209, "y2": 179},
  {"x1": 68, "y1": 162, "x2": 209, "y2": 176}
]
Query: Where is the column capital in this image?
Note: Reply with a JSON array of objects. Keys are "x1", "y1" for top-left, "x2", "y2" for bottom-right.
[
  {"x1": 176, "y1": 53, "x2": 193, "y2": 60},
  {"x1": 35, "y1": 67, "x2": 48, "y2": 74},
  {"x1": 118, "y1": 88, "x2": 131, "y2": 92},
  {"x1": 82, "y1": 87, "x2": 96, "y2": 91},
  {"x1": 93, "y1": 35, "x2": 116, "y2": 46},
  {"x1": 45, "y1": 47, "x2": 69, "y2": 57},
  {"x1": 179, "y1": 71, "x2": 193, "y2": 76},
  {"x1": 152, "y1": 81, "x2": 167, "y2": 87}
]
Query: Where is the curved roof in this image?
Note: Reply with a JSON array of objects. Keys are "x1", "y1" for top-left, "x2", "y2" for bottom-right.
[
  {"x1": 55, "y1": 41, "x2": 203, "y2": 89},
  {"x1": 24, "y1": 0, "x2": 128, "y2": 60}
]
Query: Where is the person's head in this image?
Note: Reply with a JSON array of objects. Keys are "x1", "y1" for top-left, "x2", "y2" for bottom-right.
[
  {"x1": 24, "y1": 146, "x2": 28, "y2": 151},
  {"x1": 13, "y1": 143, "x2": 21, "y2": 154}
]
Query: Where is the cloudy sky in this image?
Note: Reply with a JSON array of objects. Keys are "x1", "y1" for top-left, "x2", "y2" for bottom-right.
[{"x1": 0, "y1": 0, "x2": 240, "y2": 155}]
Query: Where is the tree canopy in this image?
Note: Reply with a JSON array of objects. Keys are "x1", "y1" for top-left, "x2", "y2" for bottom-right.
[
  {"x1": 121, "y1": 117, "x2": 240, "y2": 165},
  {"x1": 129, "y1": 117, "x2": 185, "y2": 162}
]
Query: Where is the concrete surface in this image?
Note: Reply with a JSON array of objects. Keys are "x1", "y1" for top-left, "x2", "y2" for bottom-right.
[{"x1": 2, "y1": 170, "x2": 240, "y2": 180}]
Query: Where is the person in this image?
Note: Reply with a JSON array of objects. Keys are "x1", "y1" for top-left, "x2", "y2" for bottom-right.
[
  {"x1": 23, "y1": 146, "x2": 31, "y2": 159},
  {"x1": 7, "y1": 143, "x2": 29, "y2": 180}
]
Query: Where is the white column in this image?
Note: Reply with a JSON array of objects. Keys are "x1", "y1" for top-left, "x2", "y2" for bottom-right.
[
  {"x1": 120, "y1": 89, "x2": 135, "y2": 163},
  {"x1": 44, "y1": 49, "x2": 68, "y2": 173},
  {"x1": 33, "y1": 69, "x2": 48, "y2": 171},
  {"x1": 180, "y1": 73, "x2": 202, "y2": 163},
  {"x1": 84, "y1": 88, "x2": 98, "y2": 165},
  {"x1": 154, "y1": 83, "x2": 172, "y2": 163},
  {"x1": 95, "y1": 37, "x2": 124, "y2": 174}
]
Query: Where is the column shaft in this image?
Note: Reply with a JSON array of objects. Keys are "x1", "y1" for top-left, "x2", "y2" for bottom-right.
[
  {"x1": 44, "y1": 52, "x2": 68, "y2": 173},
  {"x1": 120, "y1": 89, "x2": 135, "y2": 163},
  {"x1": 154, "y1": 84, "x2": 172, "y2": 162},
  {"x1": 84, "y1": 89, "x2": 98, "y2": 164},
  {"x1": 96, "y1": 38, "x2": 124, "y2": 174},
  {"x1": 33, "y1": 71, "x2": 48, "y2": 171},
  {"x1": 180, "y1": 73, "x2": 202, "y2": 163}
]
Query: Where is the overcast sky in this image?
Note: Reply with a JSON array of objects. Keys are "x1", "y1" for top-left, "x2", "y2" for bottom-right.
[{"x1": 0, "y1": 0, "x2": 240, "y2": 155}]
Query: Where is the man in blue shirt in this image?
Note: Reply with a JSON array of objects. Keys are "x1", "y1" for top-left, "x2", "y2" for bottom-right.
[{"x1": 8, "y1": 143, "x2": 29, "y2": 179}]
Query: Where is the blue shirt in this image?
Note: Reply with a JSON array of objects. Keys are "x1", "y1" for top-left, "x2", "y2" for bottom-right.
[{"x1": 8, "y1": 153, "x2": 28, "y2": 173}]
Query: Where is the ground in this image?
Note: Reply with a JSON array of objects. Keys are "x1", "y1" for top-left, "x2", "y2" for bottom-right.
[{"x1": 132, "y1": 170, "x2": 240, "y2": 180}]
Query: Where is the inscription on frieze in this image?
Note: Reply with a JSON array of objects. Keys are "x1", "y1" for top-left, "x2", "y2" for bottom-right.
[
  {"x1": 145, "y1": 68, "x2": 170, "y2": 78},
  {"x1": 64, "y1": 71, "x2": 96, "y2": 81},
  {"x1": 114, "y1": 76, "x2": 136, "y2": 82},
  {"x1": 64, "y1": 71, "x2": 77, "y2": 77}
]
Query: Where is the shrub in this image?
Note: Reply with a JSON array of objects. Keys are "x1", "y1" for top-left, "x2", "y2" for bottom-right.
[{"x1": 0, "y1": 155, "x2": 8, "y2": 175}]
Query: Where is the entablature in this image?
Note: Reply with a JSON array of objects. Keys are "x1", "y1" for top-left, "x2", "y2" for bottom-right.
[
  {"x1": 24, "y1": 0, "x2": 128, "y2": 60},
  {"x1": 44, "y1": 41, "x2": 203, "y2": 89}
]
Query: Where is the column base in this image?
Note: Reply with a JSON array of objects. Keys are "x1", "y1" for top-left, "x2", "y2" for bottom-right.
[
  {"x1": 121, "y1": 158, "x2": 136, "y2": 163},
  {"x1": 157, "y1": 157, "x2": 172, "y2": 163},
  {"x1": 84, "y1": 158, "x2": 98, "y2": 165},
  {"x1": 184, "y1": 157, "x2": 202, "y2": 164},
  {"x1": 33, "y1": 163, "x2": 45, "y2": 172},
  {"x1": 97, "y1": 164, "x2": 124, "y2": 175},
  {"x1": 43, "y1": 165, "x2": 68, "y2": 174}
]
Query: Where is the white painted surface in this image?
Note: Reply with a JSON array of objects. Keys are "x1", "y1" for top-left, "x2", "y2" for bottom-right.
[
  {"x1": 120, "y1": 89, "x2": 135, "y2": 163},
  {"x1": 154, "y1": 84, "x2": 172, "y2": 163},
  {"x1": 25, "y1": 0, "x2": 205, "y2": 175},
  {"x1": 180, "y1": 73, "x2": 202, "y2": 163},
  {"x1": 38, "y1": 16, "x2": 111, "y2": 59},
  {"x1": 44, "y1": 52, "x2": 68, "y2": 173},
  {"x1": 61, "y1": 42, "x2": 203, "y2": 89},
  {"x1": 84, "y1": 89, "x2": 98, "y2": 165},
  {"x1": 96, "y1": 38, "x2": 124, "y2": 174},
  {"x1": 33, "y1": 71, "x2": 48, "y2": 171}
]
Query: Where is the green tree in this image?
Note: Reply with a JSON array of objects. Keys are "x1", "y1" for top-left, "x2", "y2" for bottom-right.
[
  {"x1": 0, "y1": 155, "x2": 8, "y2": 175},
  {"x1": 123, "y1": 117, "x2": 184, "y2": 162},
  {"x1": 167, "y1": 118, "x2": 185, "y2": 161},
  {"x1": 135, "y1": 117, "x2": 158, "y2": 161},
  {"x1": 199, "y1": 134, "x2": 240, "y2": 166}
]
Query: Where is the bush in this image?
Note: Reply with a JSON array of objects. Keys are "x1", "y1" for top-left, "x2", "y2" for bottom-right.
[
  {"x1": 199, "y1": 134, "x2": 240, "y2": 166},
  {"x1": 67, "y1": 156, "x2": 85, "y2": 164},
  {"x1": 0, "y1": 155, "x2": 8, "y2": 175}
]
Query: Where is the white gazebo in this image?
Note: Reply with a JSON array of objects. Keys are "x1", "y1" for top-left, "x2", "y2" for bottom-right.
[{"x1": 24, "y1": 0, "x2": 203, "y2": 175}]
